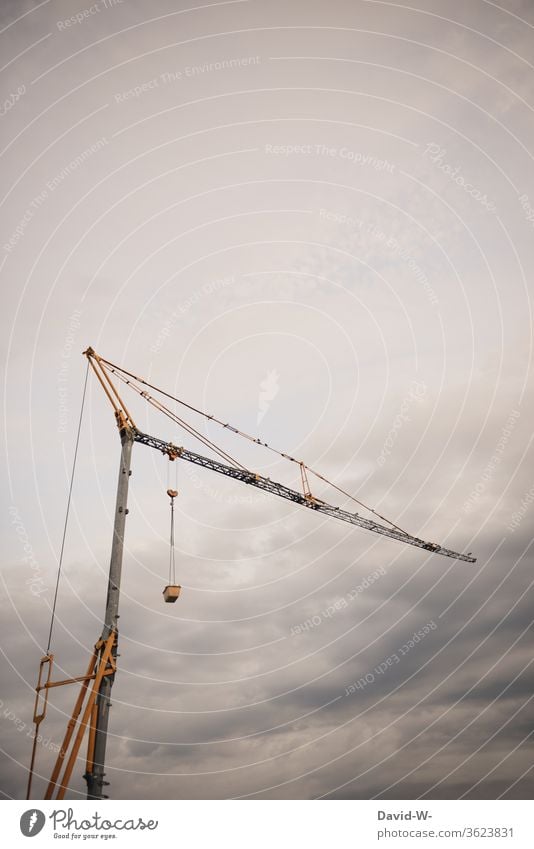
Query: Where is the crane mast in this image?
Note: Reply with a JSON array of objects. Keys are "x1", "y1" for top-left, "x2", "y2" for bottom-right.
[{"x1": 84, "y1": 426, "x2": 134, "y2": 799}]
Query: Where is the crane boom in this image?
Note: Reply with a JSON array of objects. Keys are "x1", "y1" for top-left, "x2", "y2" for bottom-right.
[{"x1": 133, "y1": 429, "x2": 476, "y2": 563}]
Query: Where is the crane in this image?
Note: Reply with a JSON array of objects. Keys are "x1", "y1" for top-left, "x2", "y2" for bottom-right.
[{"x1": 26, "y1": 347, "x2": 475, "y2": 801}]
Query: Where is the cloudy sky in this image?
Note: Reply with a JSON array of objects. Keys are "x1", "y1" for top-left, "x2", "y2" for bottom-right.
[{"x1": 1, "y1": 0, "x2": 533, "y2": 801}]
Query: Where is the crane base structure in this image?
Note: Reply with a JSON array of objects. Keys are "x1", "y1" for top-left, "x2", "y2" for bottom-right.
[{"x1": 27, "y1": 632, "x2": 116, "y2": 800}]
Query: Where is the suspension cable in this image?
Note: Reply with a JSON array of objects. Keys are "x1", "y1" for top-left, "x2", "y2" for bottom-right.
[
  {"x1": 98, "y1": 355, "x2": 408, "y2": 535},
  {"x1": 46, "y1": 359, "x2": 89, "y2": 654},
  {"x1": 169, "y1": 493, "x2": 176, "y2": 586},
  {"x1": 100, "y1": 363, "x2": 250, "y2": 472}
]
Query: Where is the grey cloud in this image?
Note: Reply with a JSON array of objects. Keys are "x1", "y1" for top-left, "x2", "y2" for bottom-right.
[{"x1": 1, "y1": 0, "x2": 533, "y2": 802}]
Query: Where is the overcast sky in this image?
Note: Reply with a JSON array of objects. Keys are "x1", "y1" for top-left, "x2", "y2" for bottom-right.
[{"x1": 1, "y1": 0, "x2": 533, "y2": 801}]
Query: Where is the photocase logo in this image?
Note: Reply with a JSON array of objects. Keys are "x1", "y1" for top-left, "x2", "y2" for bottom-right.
[
  {"x1": 257, "y1": 369, "x2": 279, "y2": 424},
  {"x1": 20, "y1": 809, "x2": 46, "y2": 837}
]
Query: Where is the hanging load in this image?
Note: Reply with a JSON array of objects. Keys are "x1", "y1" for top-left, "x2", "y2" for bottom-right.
[
  {"x1": 164, "y1": 487, "x2": 181, "y2": 602},
  {"x1": 163, "y1": 584, "x2": 181, "y2": 603}
]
